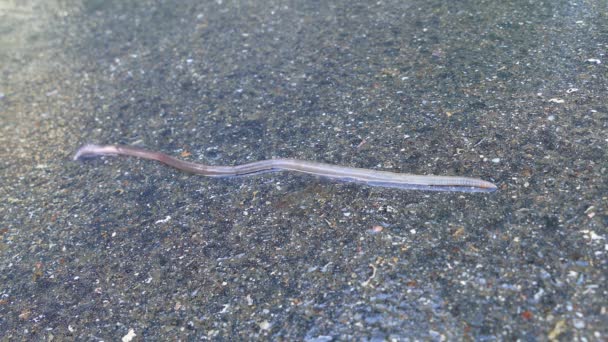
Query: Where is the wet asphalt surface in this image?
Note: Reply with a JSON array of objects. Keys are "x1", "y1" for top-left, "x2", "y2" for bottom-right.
[{"x1": 1, "y1": 0, "x2": 606, "y2": 340}]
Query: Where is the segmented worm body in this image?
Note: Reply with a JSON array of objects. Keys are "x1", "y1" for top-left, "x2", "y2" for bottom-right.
[{"x1": 74, "y1": 144, "x2": 497, "y2": 193}]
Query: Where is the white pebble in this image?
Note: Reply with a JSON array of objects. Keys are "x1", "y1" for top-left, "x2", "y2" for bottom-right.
[
  {"x1": 122, "y1": 329, "x2": 136, "y2": 342},
  {"x1": 259, "y1": 320, "x2": 272, "y2": 330}
]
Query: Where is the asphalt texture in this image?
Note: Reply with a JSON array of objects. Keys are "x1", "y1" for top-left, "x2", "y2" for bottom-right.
[{"x1": 1, "y1": 0, "x2": 606, "y2": 340}]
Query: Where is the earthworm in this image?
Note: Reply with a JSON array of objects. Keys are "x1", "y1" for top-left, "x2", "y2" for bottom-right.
[{"x1": 74, "y1": 144, "x2": 497, "y2": 193}]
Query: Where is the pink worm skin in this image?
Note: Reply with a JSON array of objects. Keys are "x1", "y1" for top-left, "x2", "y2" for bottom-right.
[{"x1": 74, "y1": 144, "x2": 498, "y2": 193}]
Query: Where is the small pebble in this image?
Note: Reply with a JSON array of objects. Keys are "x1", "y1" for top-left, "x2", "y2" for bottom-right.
[
  {"x1": 259, "y1": 320, "x2": 272, "y2": 331},
  {"x1": 369, "y1": 225, "x2": 383, "y2": 234},
  {"x1": 122, "y1": 329, "x2": 136, "y2": 342},
  {"x1": 573, "y1": 318, "x2": 585, "y2": 329}
]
